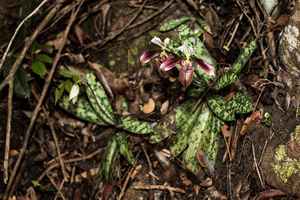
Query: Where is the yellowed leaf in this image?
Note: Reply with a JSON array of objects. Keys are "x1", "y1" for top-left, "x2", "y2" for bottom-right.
[{"x1": 143, "y1": 98, "x2": 155, "y2": 114}]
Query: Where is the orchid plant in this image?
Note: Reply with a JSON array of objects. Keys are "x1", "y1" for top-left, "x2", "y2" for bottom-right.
[
  {"x1": 56, "y1": 17, "x2": 258, "y2": 179},
  {"x1": 140, "y1": 21, "x2": 217, "y2": 88}
]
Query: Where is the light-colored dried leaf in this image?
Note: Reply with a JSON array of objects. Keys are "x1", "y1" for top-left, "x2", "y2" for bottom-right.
[
  {"x1": 160, "y1": 100, "x2": 169, "y2": 115},
  {"x1": 142, "y1": 98, "x2": 155, "y2": 114}
]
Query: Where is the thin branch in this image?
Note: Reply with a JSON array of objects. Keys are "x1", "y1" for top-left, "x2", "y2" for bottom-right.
[
  {"x1": 117, "y1": 164, "x2": 141, "y2": 200},
  {"x1": 126, "y1": 0, "x2": 174, "y2": 31},
  {"x1": 85, "y1": 0, "x2": 148, "y2": 49},
  {"x1": 3, "y1": 79, "x2": 13, "y2": 184},
  {"x1": 132, "y1": 184, "x2": 185, "y2": 194},
  {"x1": 0, "y1": 0, "x2": 49, "y2": 71},
  {"x1": 3, "y1": 1, "x2": 84, "y2": 198},
  {"x1": 38, "y1": 148, "x2": 103, "y2": 182},
  {"x1": 252, "y1": 142, "x2": 265, "y2": 189},
  {"x1": 49, "y1": 121, "x2": 69, "y2": 181}
]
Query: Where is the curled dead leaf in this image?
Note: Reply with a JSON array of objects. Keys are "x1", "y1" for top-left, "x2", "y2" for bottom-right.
[
  {"x1": 240, "y1": 111, "x2": 262, "y2": 135},
  {"x1": 200, "y1": 177, "x2": 213, "y2": 187},
  {"x1": 142, "y1": 98, "x2": 155, "y2": 114},
  {"x1": 160, "y1": 100, "x2": 169, "y2": 115}
]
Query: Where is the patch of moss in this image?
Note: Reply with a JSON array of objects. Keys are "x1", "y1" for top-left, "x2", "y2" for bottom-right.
[{"x1": 272, "y1": 145, "x2": 300, "y2": 183}]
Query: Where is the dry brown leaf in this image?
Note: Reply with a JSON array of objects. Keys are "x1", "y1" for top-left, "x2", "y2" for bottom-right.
[
  {"x1": 200, "y1": 177, "x2": 213, "y2": 187},
  {"x1": 240, "y1": 111, "x2": 262, "y2": 135},
  {"x1": 64, "y1": 53, "x2": 85, "y2": 64},
  {"x1": 9, "y1": 149, "x2": 19, "y2": 157},
  {"x1": 142, "y1": 98, "x2": 155, "y2": 114},
  {"x1": 46, "y1": 32, "x2": 65, "y2": 50},
  {"x1": 160, "y1": 100, "x2": 169, "y2": 115}
]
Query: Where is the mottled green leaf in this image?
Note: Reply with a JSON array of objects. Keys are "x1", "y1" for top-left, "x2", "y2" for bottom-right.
[
  {"x1": 160, "y1": 17, "x2": 191, "y2": 32},
  {"x1": 182, "y1": 105, "x2": 222, "y2": 173},
  {"x1": 170, "y1": 100, "x2": 201, "y2": 156},
  {"x1": 59, "y1": 95, "x2": 107, "y2": 126},
  {"x1": 32, "y1": 60, "x2": 47, "y2": 78},
  {"x1": 207, "y1": 95, "x2": 235, "y2": 122},
  {"x1": 119, "y1": 116, "x2": 154, "y2": 135},
  {"x1": 170, "y1": 101, "x2": 222, "y2": 174},
  {"x1": 228, "y1": 92, "x2": 253, "y2": 114},
  {"x1": 85, "y1": 73, "x2": 116, "y2": 125},
  {"x1": 207, "y1": 92, "x2": 252, "y2": 122},
  {"x1": 36, "y1": 54, "x2": 53, "y2": 64},
  {"x1": 150, "y1": 111, "x2": 175, "y2": 143},
  {"x1": 116, "y1": 133, "x2": 135, "y2": 165},
  {"x1": 99, "y1": 135, "x2": 119, "y2": 181},
  {"x1": 215, "y1": 40, "x2": 257, "y2": 90}
]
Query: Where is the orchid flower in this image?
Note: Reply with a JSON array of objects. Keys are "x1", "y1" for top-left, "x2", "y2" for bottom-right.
[
  {"x1": 159, "y1": 56, "x2": 179, "y2": 71},
  {"x1": 151, "y1": 36, "x2": 165, "y2": 48},
  {"x1": 195, "y1": 59, "x2": 215, "y2": 77},
  {"x1": 140, "y1": 51, "x2": 159, "y2": 65},
  {"x1": 178, "y1": 42, "x2": 194, "y2": 60},
  {"x1": 179, "y1": 60, "x2": 194, "y2": 88}
]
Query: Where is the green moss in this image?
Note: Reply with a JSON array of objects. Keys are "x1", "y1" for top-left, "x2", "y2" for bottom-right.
[{"x1": 272, "y1": 145, "x2": 300, "y2": 183}]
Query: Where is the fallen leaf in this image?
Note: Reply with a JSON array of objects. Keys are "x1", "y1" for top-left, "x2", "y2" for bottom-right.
[
  {"x1": 199, "y1": 177, "x2": 213, "y2": 187},
  {"x1": 142, "y1": 98, "x2": 155, "y2": 114},
  {"x1": 160, "y1": 100, "x2": 169, "y2": 115},
  {"x1": 9, "y1": 149, "x2": 19, "y2": 157},
  {"x1": 240, "y1": 111, "x2": 262, "y2": 135},
  {"x1": 46, "y1": 32, "x2": 65, "y2": 50},
  {"x1": 64, "y1": 53, "x2": 85, "y2": 64},
  {"x1": 69, "y1": 84, "x2": 80, "y2": 104},
  {"x1": 256, "y1": 189, "x2": 285, "y2": 200}
]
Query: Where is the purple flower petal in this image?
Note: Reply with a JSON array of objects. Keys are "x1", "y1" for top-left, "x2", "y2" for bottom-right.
[
  {"x1": 195, "y1": 59, "x2": 215, "y2": 77},
  {"x1": 159, "y1": 56, "x2": 179, "y2": 71},
  {"x1": 179, "y1": 60, "x2": 194, "y2": 88},
  {"x1": 140, "y1": 51, "x2": 159, "y2": 65}
]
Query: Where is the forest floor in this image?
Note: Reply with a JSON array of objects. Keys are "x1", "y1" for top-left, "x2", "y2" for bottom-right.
[{"x1": 0, "y1": 0, "x2": 300, "y2": 199}]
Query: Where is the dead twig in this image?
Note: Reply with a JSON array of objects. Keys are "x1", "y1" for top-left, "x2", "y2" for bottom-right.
[
  {"x1": 141, "y1": 144, "x2": 153, "y2": 172},
  {"x1": 46, "y1": 174, "x2": 66, "y2": 200},
  {"x1": 117, "y1": 165, "x2": 142, "y2": 200},
  {"x1": 3, "y1": 1, "x2": 84, "y2": 198},
  {"x1": 126, "y1": 0, "x2": 174, "y2": 31},
  {"x1": 86, "y1": 0, "x2": 148, "y2": 49},
  {"x1": 38, "y1": 148, "x2": 103, "y2": 182},
  {"x1": 132, "y1": 184, "x2": 185, "y2": 194},
  {"x1": 3, "y1": 79, "x2": 13, "y2": 184},
  {"x1": 49, "y1": 121, "x2": 69, "y2": 181},
  {"x1": 226, "y1": 161, "x2": 232, "y2": 200},
  {"x1": 224, "y1": 14, "x2": 243, "y2": 50},
  {"x1": 251, "y1": 142, "x2": 265, "y2": 188},
  {"x1": 54, "y1": 179, "x2": 66, "y2": 200},
  {"x1": 0, "y1": 0, "x2": 48, "y2": 71}
]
